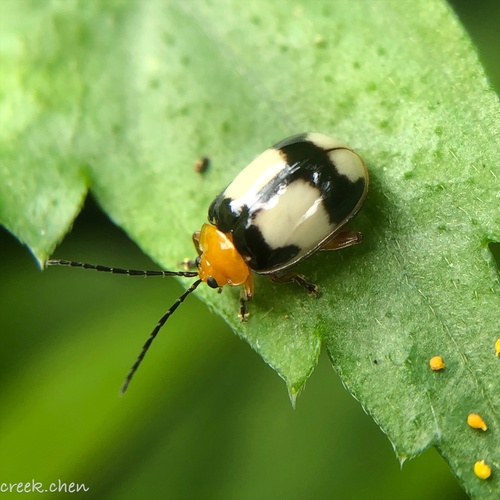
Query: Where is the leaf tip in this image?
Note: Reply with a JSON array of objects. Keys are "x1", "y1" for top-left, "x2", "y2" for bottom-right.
[
  {"x1": 33, "y1": 252, "x2": 49, "y2": 270},
  {"x1": 287, "y1": 383, "x2": 305, "y2": 408},
  {"x1": 397, "y1": 453, "x2": 409, "y2": 468}
]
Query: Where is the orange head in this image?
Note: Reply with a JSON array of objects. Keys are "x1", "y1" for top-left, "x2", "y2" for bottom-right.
[{"x1": 197, "y1": 223, "x2": 251, "y2": 289}]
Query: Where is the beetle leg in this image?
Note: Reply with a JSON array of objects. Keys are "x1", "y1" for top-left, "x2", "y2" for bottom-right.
[
  {"x1": 178, "y1": 231, "x2": 203, "y2": 270},
  {"x1": 238, "y1": 273, "x2": 254, "y2": 321},
  {"x1": 239, "y1": 294, "x2": 248, "y2": 321},
  {"x1": 270, "y1": 273, "x2": 320, "y2": 298},
  {"x1": 321, "y1": 230, "x2": 363, "y2": 251},
  {"x1": 192, "y1": 231, "x2": 202, "y2": 255}
]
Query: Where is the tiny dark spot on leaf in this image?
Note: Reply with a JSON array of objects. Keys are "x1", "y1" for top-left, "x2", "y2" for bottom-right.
[
  {"x1": 404, "y1": 171, "x2": 414, "y2": 179},
  {"x1": 338, "y1": 96, "x2": 355, "y2": 109},
  {"x1": 435, "y1": 126, "x2": 443, "y2": 136},
  {"x1": 379, "y1": 119, "x2": 389, "y2": 129}
]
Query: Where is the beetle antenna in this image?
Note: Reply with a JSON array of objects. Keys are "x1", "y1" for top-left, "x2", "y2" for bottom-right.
[
  {"x1": 46, "y1": 259, "x2": 199, "y2": 278},
  {"x1": 120, "y1": 278, "x2": 203, "y2": 394}
]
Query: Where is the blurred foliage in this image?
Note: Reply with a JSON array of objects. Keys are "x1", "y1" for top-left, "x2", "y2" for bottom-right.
[{"x1": 1, "y1": 0, "x2": 499, "y2": 498}]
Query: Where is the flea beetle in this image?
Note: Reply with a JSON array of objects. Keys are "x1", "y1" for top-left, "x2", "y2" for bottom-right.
[{"x1": 48, "y1": 132, "x2": 368, "y2": 392}]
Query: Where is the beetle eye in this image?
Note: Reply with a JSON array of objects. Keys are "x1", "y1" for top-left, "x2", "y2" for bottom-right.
[
  {"x1": 195, "y1": 256, "x2": 201, "y2": 268},
  {"x1": 207, "y1": 276, "x2": 219, "y2": 288}
]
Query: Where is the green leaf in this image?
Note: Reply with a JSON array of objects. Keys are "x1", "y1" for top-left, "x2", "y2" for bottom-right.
[{"x1": 1, "y1": 0, "x2": 499, "y2": 497}]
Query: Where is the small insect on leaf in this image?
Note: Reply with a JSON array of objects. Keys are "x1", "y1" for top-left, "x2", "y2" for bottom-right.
[
  {"x1": 467, "y1": 413, "x2": 488, "y2": 431},
  {"x1": 193, "y1": 156, "x2": 210, "y2": 174},
  {"x1": 429, "y1": 355, "x2": 446, "y2": 371},
  {"x1": 474, "y1": 460, "x2": 492, "y2": 480}
]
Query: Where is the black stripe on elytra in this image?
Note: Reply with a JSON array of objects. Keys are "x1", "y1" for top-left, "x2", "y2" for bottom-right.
[
  {"x1": 275, "y1": 136, "x2": 366, "y2": 225},
  {"x1": 208, "y1": 195, "x2": 236, "y2": 233},
  {"x1": 207, "y1": 135, "x2": 309, "y2": 229},
  {"x1": 232, "y1": 215, "x2": 300, "y2": 272},
  {"x1": 208, "y1": 185, "x2": 300, "y2": 270}
]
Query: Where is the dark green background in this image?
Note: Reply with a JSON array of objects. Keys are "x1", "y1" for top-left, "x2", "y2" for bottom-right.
[{"x1": 0, "y1": 1, "x2": 497, "y2": 498}]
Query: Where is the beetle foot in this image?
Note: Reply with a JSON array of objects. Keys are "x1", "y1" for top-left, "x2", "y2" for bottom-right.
[
  {"x1": 270, "y1": 272, "x2": 321, "y2": 298},
  {"x1": 239, "y1": 298, "x2": 250, "y2": 321},
  {"x1": 293, "y1": 275, "x2": 321, "y2": 298}
]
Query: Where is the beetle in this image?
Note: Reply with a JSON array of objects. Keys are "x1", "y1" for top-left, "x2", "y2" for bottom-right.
[{"x1": 48, "y1": 132, "x2": 368, "y2": 392}]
